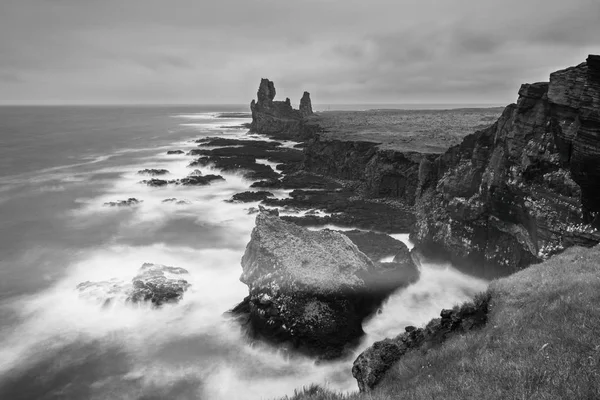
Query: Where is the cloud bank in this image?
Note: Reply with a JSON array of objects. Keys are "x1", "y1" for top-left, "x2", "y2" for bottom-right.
[{"x1": 0, "y1": 0, "x2": 598, "y2": 105}]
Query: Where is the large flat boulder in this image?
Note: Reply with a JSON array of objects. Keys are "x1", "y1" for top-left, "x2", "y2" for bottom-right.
[{"x1": 231, "y1": 212, "x2": 418, "y2": 359}]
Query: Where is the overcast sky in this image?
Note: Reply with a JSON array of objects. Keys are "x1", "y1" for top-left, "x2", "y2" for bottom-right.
[{"x1": 0, "y1": 0, "x2": 598, "y2": 105}]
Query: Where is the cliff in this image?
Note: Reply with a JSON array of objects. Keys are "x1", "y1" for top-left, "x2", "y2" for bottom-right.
[
  {"x1": 413, "y1": 55, "x2": 600, "y2": 273},
  {"x1": 250, "y1": 78, "x2": 317, "y2": 140}
]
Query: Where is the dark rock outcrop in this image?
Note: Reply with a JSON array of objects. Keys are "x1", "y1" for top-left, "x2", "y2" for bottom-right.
[
  {"x1": 140, "y1": 178, "x2": 172, "y2": 187},
  {"x1": 166, "y1": 150, "x2": 185, "y2": 155},
  {"x1": 263, "y1": 189, "x2": 415, "y2": 233},
  {"x1": 303, "y1": 135, "x2": 437, "y2": 205},
  {"x1": 76, "y1": 263, "x2": 191, "y2": 307},
  {"x1": 413, "y1": 55, "x2": 600, "y2": 273},
  {"x1": 250, "y1": 78, "x2": 317, "y2": 140},
  {"x1": 231, "y1": 212, "x2": 417, "y2": 359},
  {"x1": 227, "y1": 191, "x2": 274, "y2": 203},
  {"x1": 352, "y1": 293, "x2": 490, "y2": 391},
  {"x1": 137, "y1": 169, "x2": 169, "y2": 176},
  {"x1": 103, "y1": 198, "x2": 142, "y2": 207},
  {"x1": 179, "y1": 174, "x2": 224, "y2": 186}
]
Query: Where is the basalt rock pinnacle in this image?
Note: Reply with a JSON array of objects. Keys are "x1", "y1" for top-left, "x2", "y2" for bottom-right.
[{"x1": 250, "y1": 79, "x2": 317, "y2": 140}]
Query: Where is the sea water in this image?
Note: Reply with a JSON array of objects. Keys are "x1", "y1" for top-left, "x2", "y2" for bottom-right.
[{"x1": 0, "y1": 106, "x2": 488, "y2": 399}]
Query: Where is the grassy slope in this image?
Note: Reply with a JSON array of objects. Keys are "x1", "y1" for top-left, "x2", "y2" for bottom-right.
[{"x1": 279, "y1": 245, "x2": 600, "y2": 400}]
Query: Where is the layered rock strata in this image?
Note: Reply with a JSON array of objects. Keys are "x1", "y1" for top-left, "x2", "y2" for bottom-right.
[{"x1": 413, "y1": 55, "x2": 600, "y2": 273}]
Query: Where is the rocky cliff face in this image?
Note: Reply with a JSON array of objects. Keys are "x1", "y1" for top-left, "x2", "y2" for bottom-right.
[
  {"x1": 250, "y1": 79, "x2": 315, "y2": 140},
  {"x1": 413, "y1": 55, "x2": 600, "y2": 273},
  {"x1": 302, "y1": 134, "x2": 435, "y2": 204},
  {"x1": 231, "y1": 211, "x2": 418, "y2": 359}
]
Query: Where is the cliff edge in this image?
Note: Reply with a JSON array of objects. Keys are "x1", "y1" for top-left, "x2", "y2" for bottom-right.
[{"x1": 413, "y1": 55, "x2": 600, "y2": 274}]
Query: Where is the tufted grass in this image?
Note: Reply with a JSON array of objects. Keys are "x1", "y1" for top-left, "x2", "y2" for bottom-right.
[{"x1": 277, "y1": 245, "x2": 600, "y2": 400}]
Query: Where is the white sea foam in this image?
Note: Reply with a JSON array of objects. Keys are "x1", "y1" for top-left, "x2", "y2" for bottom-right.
[{"x1": 0, "y1": 121, "x2": 489, "y2": 400}]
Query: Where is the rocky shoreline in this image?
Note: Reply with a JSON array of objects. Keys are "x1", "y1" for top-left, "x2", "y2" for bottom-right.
[{"x1": 232, "y1": 55, "x2": 600, "y2": 391}]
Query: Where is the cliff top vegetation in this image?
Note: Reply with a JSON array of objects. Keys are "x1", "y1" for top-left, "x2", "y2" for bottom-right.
[{"x1": 277, "y1": 245, "x2": 600, "y2": 400}]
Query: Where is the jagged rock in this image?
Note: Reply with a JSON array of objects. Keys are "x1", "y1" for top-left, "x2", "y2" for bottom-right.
[
  {"x1": 140, "y1": 178, "x2": 173, "y2": 187},
  {"x1": 137, "y1": 169, "x2": 169, "y2": 176},
  {"x1": 413, "y1": 55, "x2": 600, "y2": 273},
  {"x1": 76, "y1": 263, "x2": 191, "y2": 307},
  {"x1": 352, "y1": 293, "x2": 490, "y2": 392},
  {"x1": 195, "y1": 137, "x2": 282, "y2": 149},
  {"x1": 128, "y1": 263, "x2": 191, "y2": 305},
  {"x1": 162, "y1": 198, "x2": 190, "y2": 205},
  {"x1": 178, "y1": 174, "x2": 224, "y2": 186},
  {"x1": 299, "y1": 91, "x2": 313, "y2": 117},
  {"x1": 227, "y1": 191, "x2": 274, "y2": 203},
  {"x1": 189, "y1": 155, "x2": 280, "y2": 181},
  {"x1": 250, "y1": 79, "x2": 316, "y2": 140},
  {"x1": 264, "y1": 189, "x2": 415, "y2": 233},
  {"x1": 103, "y1": 198, "x2": 142, "y2": 207},
  {"x1": 166, "y1": 150, "x2": 185, "y2": 155},
  {"x1": 231, "y1": 212, "x2": 416, "y2": 359}
]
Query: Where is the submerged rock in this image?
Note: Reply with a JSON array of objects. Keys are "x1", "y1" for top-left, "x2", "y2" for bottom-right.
[
  {"x1": 231, "y1": 212, "x2": 417, "y2": 359},
  {"x1": 227, "y1": 191, "x2": 274, "y2": 203},
  {"x1": 140, "y1": 178, "x2": 173, "y2": 187},
  {"x1": 178, "y1": 174, "x2": 225, "y2": 186},
  {"x1": 76, "y1": 263, "x2": 191, "y2": 307},
  {"x1": 103, "y1": 198, "x2": 142, "y2": 207},
  {"x1": 162, "y1": 198, "x2": 190, "y2": 205},
  {"x1": 137, "y1": 169, "x2": 169, "y2": 176}
]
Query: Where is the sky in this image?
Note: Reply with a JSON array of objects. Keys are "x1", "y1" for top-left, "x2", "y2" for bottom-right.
[{"x1": 0, "y1": 0, "x2": 599, "y2": 106}]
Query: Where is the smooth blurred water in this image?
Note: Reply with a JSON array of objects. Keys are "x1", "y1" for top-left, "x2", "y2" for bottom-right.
[{"x1": 0, "y1": 106, "x2": 489, "y2": 399}]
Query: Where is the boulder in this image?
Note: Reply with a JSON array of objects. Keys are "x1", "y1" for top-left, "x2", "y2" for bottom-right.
[
  {"x1": 76, "y1": 263, "x2": 191, "y2": 308},
  {"x1": 231, "y1": 212, "x2": 415, "y2": 359}
]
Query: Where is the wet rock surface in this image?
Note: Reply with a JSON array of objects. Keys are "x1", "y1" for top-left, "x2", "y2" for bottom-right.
[
  {"x1": 179, "y1": 174, "x2": 224, "y2": 186},
  {"x1": 227, "y1": 191, "x2": 274, "y2": 203},
  {"x1": 263, "y1": 189, "x2": 415, "y2": 233},
  {"x1": 231, "y1": 213, "x2": 417, "y2": 359},
  {"x1": 352, "y1": 293, "x2": 490, "y2": 391},
  {"x1": 77, "y1": 263, "x2": 191, "y2": 307}
]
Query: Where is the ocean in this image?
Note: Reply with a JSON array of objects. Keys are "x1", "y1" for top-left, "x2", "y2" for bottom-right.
[{"x1": 0, "y1": 105, "x2": 489, "y2": 399}]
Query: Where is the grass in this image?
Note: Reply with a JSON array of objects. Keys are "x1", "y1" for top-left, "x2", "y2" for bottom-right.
[
  {"x1": 310, "y1": 108, "x2": 503, "y2": 153},
  {"x1": 277, "y1": 245, "x2": 600, "y2": 400}
]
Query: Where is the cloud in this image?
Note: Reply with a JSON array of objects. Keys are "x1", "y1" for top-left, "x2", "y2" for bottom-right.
[{"x1": 0, "y1": 0, "x2": 598, "y2": 104}]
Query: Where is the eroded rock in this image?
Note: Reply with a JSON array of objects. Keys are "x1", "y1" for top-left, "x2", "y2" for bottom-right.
[
  {"x1": 77, "y1": 263, "x2": 191, "y2": 308},
  {"x1": 231, "y1": 212, "x2": 416, "y2": 359}
]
